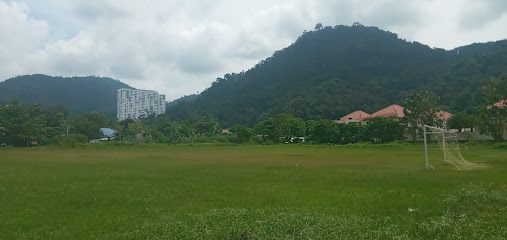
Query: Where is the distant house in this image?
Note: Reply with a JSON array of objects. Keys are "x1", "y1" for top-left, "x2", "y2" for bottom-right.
[
  {"x1": 436, "y1": 110, "x2": 454, "y2": 121},
  {"x1": 100, "y1": 128, "x2": 116, "y2": 139},
  {"x1": 369, "y1": 104, "x2": 406, "y2": 120},
  {"x1": 335, "y1": 110, "x2": 370, "y2": 124},
  {"x1": 337, "y1": 104, "x2": 455, "y2": 127},
  {"x1": 90, "y1": 128, "x2": 116, "y2": 143},
  {"x1": 222, "y1": 129, "x2": 231, "y2": 134},
  {"x1": 488, "y1": 99, "x2": 506, "y2": 109}
]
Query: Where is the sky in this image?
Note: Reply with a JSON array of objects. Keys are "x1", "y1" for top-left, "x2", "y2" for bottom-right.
[{"x1": 1, "y1": 0, "x2": 507, "y2": 101}]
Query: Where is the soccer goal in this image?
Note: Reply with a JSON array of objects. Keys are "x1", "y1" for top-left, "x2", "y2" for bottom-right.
[{"x1": 423, "y1": 125, "x2": 486, "y2": 170}]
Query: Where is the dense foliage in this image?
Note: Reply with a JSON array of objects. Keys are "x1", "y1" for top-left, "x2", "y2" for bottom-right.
[
  {"x1": 364, "y1": 117, "x2": 404, "y2": 143},
  {"x1": 476, "y1": 76, "x2": 507, "y2": 142},
  {"x1": 166, "y1": 94, "x2": 199, "y2": 108},
  {"x1": 0, "y1": 74, "x2": 133, "y2": 117},
  {"x1": 1, "y1": 76, "x2": 505, "y2": 147},
  {"x1": 403, "y1": 90, "x2": 441, "y2": 142},
  {"x1": 446, "y1": 113, "x2": 475, "y2": 131},
  {"x1": 1, "y1": 24, "x2": 506, "y2": 145},
  {"x1": 0, "y1": 100, "x2": 52, "y2": 146},
  {"x1": 1, "y1": 25, "x2": 506, "y2": 127},
  {"x1": 168, "y1": 24, "x2": 507, "y2": 126},
  {"x1": 0, "y1": 99, "x2": 404, "y2": 146}
]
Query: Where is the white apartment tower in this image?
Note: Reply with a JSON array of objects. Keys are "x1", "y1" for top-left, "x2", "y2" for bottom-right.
[{"x1": 117, "y1": 88, "x2": 166, "y2": 121}]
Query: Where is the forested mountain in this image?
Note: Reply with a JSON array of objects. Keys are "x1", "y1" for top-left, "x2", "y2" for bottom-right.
[
  {"x1": 0, "y1": 75, "x2": 133, "y2": 116},
  {"x1": 166, "y1": 94, "x2": 199, "y2": 108},
  {"x1": 168, "y1": 23, "x2": 507, "y2": 126}
]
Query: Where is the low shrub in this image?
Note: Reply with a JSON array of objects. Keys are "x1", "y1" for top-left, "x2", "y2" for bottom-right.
[{"x1": 50, "y1": 134, "x2": 88, "y2": 146}]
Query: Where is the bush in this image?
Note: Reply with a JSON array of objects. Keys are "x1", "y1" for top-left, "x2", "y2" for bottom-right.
[
  {"x1": 50, "y1": 134, "x2": 88, "y2": 146},
  {"x1": 492, "y1": 142, "x2": 507, "y2": 150},
  {"x1": 364, "y1": 117, "x2": 404, "y2": 143}
]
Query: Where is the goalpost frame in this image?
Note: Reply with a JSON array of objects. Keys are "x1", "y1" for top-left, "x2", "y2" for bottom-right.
[
  {"x1": 423, "y1": 125, "x2": 452, "y2": 170},
  {"x1": 423, "y1": 125, "x2": 485, "y2": 170}
]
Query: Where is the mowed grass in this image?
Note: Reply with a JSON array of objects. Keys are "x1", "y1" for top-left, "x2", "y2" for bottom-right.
[{"x1": 0, "y1": 144, "x2": 506, "y2": 239}]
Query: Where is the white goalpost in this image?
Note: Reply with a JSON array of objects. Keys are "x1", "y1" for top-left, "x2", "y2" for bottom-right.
[{"x1": 423, "y1": 125, "x2": 486, "y2": 170}]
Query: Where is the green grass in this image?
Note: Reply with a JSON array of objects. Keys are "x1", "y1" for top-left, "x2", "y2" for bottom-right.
[{"x1": 0, "y1": 144, "x2": 506, "y2": 239}]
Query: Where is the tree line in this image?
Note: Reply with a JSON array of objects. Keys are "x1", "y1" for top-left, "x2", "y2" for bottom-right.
[{"x1": 0, "y1": 76, "x2": 505, "y2": 147}]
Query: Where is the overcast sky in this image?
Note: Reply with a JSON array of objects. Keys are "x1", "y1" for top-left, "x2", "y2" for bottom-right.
[{"x1": 1, "y1": 0, "x2": 507, "y2": 101}]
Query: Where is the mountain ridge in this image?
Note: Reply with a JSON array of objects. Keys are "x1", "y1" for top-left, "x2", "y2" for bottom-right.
[
  {"x1": 0, "y1": 74, "x2": 134, "y2": 117},
  {"x1": 1, "y1": 25, "x2": 506, "y2": 124},
  {"x1": 167, "y1": 24, "x2": 507, "y2": 126}
]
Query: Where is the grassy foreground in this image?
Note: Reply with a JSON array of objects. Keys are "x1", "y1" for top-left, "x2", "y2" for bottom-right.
[{"x1": 0, "y1": 143, "x2": 506, "y2": 239}]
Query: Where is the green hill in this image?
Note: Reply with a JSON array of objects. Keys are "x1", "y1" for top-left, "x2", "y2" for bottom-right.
[
  {"x1": 167, "y1": 24, "x2": 507, "y2": 126},
  {"x1": 0, "y1": 74, "x2": 133, "y2": 117},
  {"x1": 166, "y1": 94, "x2": 199, "y2": 108}
]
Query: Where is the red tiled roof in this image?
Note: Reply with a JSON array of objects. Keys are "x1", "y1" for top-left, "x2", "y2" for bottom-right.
[
  {"x1": 340, "y1": 105, "x2": 455, "y2": 122},
  {"x1": 488, "y1": 99, "x2": 506, "y2": 109},
  {"x1": 436, "y1": 110, "x2": 454, "y2": 121},
  {"x1": 370, "y1": 104, "x2": 406, "y2": 119},
  {"x1": 339, "y1": 110, "x2": 370, "y2": 122}
]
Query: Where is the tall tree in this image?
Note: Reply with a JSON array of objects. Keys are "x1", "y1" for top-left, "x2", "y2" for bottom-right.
[
  {"x1": 337, "y1": 122, "x2": 366, "y2": 144},
  {"x1": 364, "y1": 117, "x2": 404, "y2": 143},
  {"x1": 274, "y1": 114, "x2": 305, "y2": 142},
  {"x1": 476, "y1": 76, "x2": 506, "y2": 142},
  {"x1": 192, "y1": 116, "x2": 221, "y2": 136},
  {"x1": 446, "y1": 112, "x2": 475, "y2": 132},
  {"x1": 71, "y1": 112, "x2": 108, "y2": 140},
  {"x1": 403, "y1": 90, "x2": 440, "y2": 142},
  {"x1": 44, "y1": 105, "x2": 70, "y2": 136},
  {"x1": 229, "y1": 125, "x2": 253, "y2": 143},
  {"x1": 0, "y1": 100, "x2": 50, "y2": 146},
  {"x1": 254, "y1": 114, "x2": 305, "y2": 142},
  {"x1": 306, "y1": 119, "x2": 338, "y2": 144}
]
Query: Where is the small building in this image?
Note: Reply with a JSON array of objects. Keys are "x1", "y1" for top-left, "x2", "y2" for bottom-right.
[
  {"x1": 337, "y1": 104, "x2": 455, "y2": 128},
  {"x1": 100, "y1": 128, "x2": 116, "y2": 139},
  {"x1": 436, "y1": 110, "x2": 454, "y2": 121},
  {"x1": 336, "y1": 110, "x2": 370, "y2": 124},
  {"x1": 369, "y1": 104, "x2": 406, "y2": 120},
  {"x1": 488, "y1": 99, "x2": 506, "y2": 109},
  {"x1": 90, "y1": 128, "x2": 116, "y2": 143}
]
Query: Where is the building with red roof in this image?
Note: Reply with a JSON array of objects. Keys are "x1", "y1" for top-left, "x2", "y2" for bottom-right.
[
  {"x1": 338, "y1": 104, "x2": 455, "y2": 126},
  {"x1": 336, "y1": 110, "x2": 370, "y2": 123},
  {"x1": 487, "y1": 99, "x2": 506, "y2": 109},
  {"x1": 436, "y1": 110, "x2": 454, "y2": 121},
  {"x1": 369, "y1": 104, "x2": 406, "y2": 119}
]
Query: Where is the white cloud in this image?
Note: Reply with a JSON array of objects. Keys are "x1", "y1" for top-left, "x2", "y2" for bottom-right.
[
  {"x1": 1, "y1": 0, "x2": 507, "y2": 101},
  {"x1": 0, "y1": 1, "x2": 48, "y2": 76}
]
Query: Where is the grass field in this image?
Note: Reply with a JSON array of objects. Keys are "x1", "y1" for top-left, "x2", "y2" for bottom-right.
[{"x1": 0, "y1": 143, "x2": 506, "y2": 239}]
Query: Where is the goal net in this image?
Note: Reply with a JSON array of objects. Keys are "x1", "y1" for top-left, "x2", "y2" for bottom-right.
[{"x1": 423, "y1": 125, "x2": 486, "y2": 170}]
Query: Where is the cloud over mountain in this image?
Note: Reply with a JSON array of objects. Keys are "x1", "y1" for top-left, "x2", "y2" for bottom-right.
[{"x1": 1, "y1": 0, "x2": 506, "y2": 100}]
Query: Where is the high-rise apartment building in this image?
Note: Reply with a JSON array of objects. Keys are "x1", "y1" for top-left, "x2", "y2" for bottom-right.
[{"x1": 117, "y1": 88, "x2": 166, "y2": 121}]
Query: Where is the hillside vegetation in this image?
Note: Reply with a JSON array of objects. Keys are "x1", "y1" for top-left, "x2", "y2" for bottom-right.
[
  {"x1": 0, "y1": 74, "x2": 133, "y2": 116},
  {"x1": 1, "y1": 24, "x2": 506, "y2": 124},
  {"x1": 168, "y1": 24, "x2": 507, "y2": 126}
]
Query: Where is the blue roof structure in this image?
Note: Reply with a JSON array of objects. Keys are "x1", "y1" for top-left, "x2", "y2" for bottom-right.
[{"x1": 100, "y1": 128, "x2": 116, "y2": 139}]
